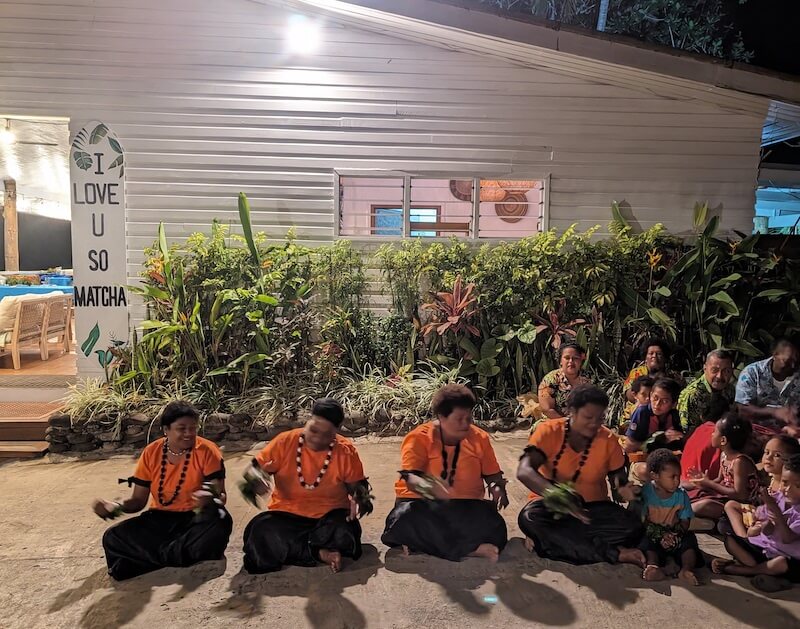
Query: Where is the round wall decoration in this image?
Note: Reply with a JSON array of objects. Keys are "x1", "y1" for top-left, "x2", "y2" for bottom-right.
[
  {"x1": 449, "y1": 179, "x2": 473, "y2": 202},
  {"x1": 494, "y1": 191, "x2": 529, "y2": 223}
]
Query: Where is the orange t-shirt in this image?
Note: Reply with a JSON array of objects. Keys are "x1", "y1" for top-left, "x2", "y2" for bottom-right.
[
  {"x1": 132, "y1": 436, "x2": 225, "y2": 512},
  {"x1": 394, "y1": 422, "x2": 502, "y2": 500},
  {"x1": 526, "y1": 418, "x2": 624, "y2": 503},
  {"x1": 255, "y1": 428, "x2": 366, "y2": 519}
]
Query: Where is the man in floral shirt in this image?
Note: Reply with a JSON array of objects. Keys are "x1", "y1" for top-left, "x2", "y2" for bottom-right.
[
  {"x1": 677, "y1": 349, "x2": 735, "y2": 436},
  {"x1": 736, "y1": 338, "x2": 800, "y2": 430}
]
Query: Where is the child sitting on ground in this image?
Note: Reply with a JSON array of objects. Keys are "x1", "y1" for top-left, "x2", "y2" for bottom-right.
[
  {"x1": 640, "y1": 448, "x2": 702, "y2": 585},
  {"x1": 724, "y1": 436, "x2": 800, "y2": 537},
  {"x1": 631, "y1": 375, "x2": 654, "y2": 410},
  {"x1": 685, "y1": 412, "x2": 759, "y2": 521},
  {"x1": 624, "y1": 378, "x2": 684, "y2": 454},
  {"x1": 713, "y1": 453, "x2": 800, "y2": 591}
]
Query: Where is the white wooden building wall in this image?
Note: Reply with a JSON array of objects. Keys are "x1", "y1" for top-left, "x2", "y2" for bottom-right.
[{"x1": 0, "y1": 0, "x2": 767, "y2": 318}]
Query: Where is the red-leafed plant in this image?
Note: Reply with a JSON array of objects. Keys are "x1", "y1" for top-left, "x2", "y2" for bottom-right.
[
  {"x1": 421, "y1": 275, "x2": 481, "y2": 338},
  {"x1": 534, "y1": 299, "x2": 586, "y2": 350}
]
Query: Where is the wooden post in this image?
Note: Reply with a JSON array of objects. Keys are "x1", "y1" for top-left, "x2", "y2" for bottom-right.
[{"x1": 3, "y1": 178, "x2": 19, "y2": 271}]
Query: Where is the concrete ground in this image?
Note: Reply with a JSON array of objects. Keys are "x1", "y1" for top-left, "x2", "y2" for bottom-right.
[{"x1": 1, "y1": 432, "x2": 798, "y2": 629}]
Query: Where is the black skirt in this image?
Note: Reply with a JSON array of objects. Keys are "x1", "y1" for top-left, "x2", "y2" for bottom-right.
[
  {"x1": 381, "y1": 498, "x2": 508, "y2": 562},
  {"x1": 639, "y1": 530, "x2": 705, "y2": 567},
  {"x1": 102, "y1": 508, "x2": 233, "y2": 581},
  {"x1": 242, "y1": 508, "x2": 362, "y2": 574},
  {"x1": 518, "y1": 499, "x2": 643, "y2": 565}
]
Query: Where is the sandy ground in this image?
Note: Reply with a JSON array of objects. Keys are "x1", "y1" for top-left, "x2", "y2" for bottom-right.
[{"x1": 1, "y1": 432, "x2": 798, "y2": 629}]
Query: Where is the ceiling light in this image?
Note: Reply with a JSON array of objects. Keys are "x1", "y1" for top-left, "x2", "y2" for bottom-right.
[
  {"x1": 286, "y1": 15, "x2": 322, "y2": 55},
  {"x1": 0, "y1": 119, "x2": 15, "y2": 145}
]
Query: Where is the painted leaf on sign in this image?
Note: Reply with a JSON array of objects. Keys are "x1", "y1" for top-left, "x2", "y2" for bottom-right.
[
  {"x1": 108, "y1": 137, "x2": 123, "y2": 154},
  {"x1": 89, "y1": 123, "x2": 109, "y2": 144},
  {"x1": 73, "y1": 151, "x2": 92, "y2": 170}
]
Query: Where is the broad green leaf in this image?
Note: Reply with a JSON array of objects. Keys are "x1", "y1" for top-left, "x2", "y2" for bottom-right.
[
  {"x1": 654, "y1": 286, "x2": 672, "y2": 297},
  {"x1": 693, "y1": 201, "x2": 708, "y2": 231},
  {"x1": 756, "y1": 289, "x2": 788, "y2": 300},
  {"x1": 728, "y1": 339, "x2": 761, "y2": 357},
  {"x1": 708, "y1": 291, "x2": 739, "y2": 316},
  {"x1": 158, "y1": 222, "x2": 170, "y2": 262},
  {"x1": 476, "y1": 358, "x2": 500, "y2": 377},
  {"x1": 108, "y1": 136, "x2": 123, "y2": 154},
  {"x1": 702, "y1": 215, "x2": 720, "y2": 238},
  {"x1": 480, "y1": 339, "x2": 503, "y2": 359},
  {"x1": 254, "y1": 294, "x2": 279, "y2": 306},
  {"x1": 141, "y1": 320, "x2": 169, "y2": 330},
  {"x1": 646, "y1": 307, "x2": 674, "y2": 327},
  {"x1": 459, "y1": 337, "x2": 479, "y2": 359},
  {"x1": 108, "y1": 155, "x2": 123, "y2": 170},
  {"x1": 710, "y1": 273, "x2": 742, "y2": 289},
  {"x1": 516, "y1": 322, "x2": 538, "y2": 344}
]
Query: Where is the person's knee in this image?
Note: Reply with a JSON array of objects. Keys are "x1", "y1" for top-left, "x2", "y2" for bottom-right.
[{"x1": 766, "y1": 557, "x2": 789, "y2": 576}]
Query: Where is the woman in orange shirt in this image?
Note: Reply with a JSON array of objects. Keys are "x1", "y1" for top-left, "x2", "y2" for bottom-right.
[
  {"x1": 92, "y1": 401, "x2": 233, "y2": 581},
  {"x1": 381, "y1": 384, "x2": 509, "y2": 562},
  {"x1": 242, "y1": 398, "x2": 373, "y2": 574},
  {"x1": 517, "y1": 385, "x2": 645, "y2": 566}
]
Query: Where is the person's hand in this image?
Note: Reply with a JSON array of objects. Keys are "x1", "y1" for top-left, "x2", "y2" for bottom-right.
[
  {"x1": 773, "y1": 405, "x2": 797, "y2": 425},
  {"x1": 665, "y1": 429, "x2": 683, "y2": 443},
  {"x1": 616, "y1": 484, "x2": 641, "y2": 503},
  {"x1": 761, "y1": 489, "x2": 782, "y2": 519},
  {"x1": 192, "y1": 489, "x2": 213, "y2": 511},
  {"x1": 489, "y1": 483, "x2": 509, "y2": 511},
  {"x1": 430, "y1": 480, "x2": 451, "y2": 501},
  {"x1": 660, "y1": 531, "x2": 678, "y2": 549},
  {"x1": 687, "y1": 469, "x2": 709, "y2": 487},
  {"x1": 783, "y1": 424, "x2": 800, "y2": 439},
  {"x1": 347, "y1": 495, "x2": 359, "y2": 521},
  {"x1": 747, "y1": 521, "x2": 765, "y2": 538},
  {"x1": 92, "y1": 498, "x2": 120, "y2": 520}
]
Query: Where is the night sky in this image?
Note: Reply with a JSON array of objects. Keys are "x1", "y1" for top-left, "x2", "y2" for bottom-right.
[{"x1": 730, "y1": 0, "x2": 800, "y2": 76}]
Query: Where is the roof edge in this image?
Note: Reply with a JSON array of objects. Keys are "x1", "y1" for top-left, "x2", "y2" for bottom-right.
[{"x1": 281, "y1": 0, "x2": 800, "y2": 106}]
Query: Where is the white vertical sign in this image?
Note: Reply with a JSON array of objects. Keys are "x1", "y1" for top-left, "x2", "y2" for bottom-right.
[{"x1": 69, "y1": 121, "x2": 129, "y2": 377}]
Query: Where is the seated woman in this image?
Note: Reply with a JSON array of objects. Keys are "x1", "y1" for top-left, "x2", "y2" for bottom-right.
[
  {"x1": 242, "y1": 398, "x2": 373, "y2": 574},
  {"x1": 381, "y1": 384, "x2": 509, "y2": 562},
  {"x1": 92, "y1": 401, "x2": 233, "y2": 581},
  {"x1": 538, "y1": 342, "x2": 593, "y2": 419},
  {"x1": 517, "y1": 385, "x2": 645, "y2": 567},
  {"x1": 621, "y1": 338, "x2": 683, "y2": 422}
]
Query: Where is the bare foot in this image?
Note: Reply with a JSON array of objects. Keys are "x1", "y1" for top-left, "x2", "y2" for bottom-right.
[
  {"x1": 524, "y1": 537, "x2": 535, "y2": 553},
  {"x1": 643, "y1": 565, "x2": 666, "y2": 582},
  {"x1": 617, "y1": 547, "x2": 646, "y2": 568},
  {"x1": 679, "y1": 569, "x2": 700, "y2": 586},
  {"x1": 318, "y1": 549, "x2": 342, "y2": 573},
  {"x1": 469, "y1": 543, "x2": 500, "y2": 563},
  {"x1": 711, "y1": 558, "x2": 733, "y2": 575},
  {"x1": 402, "y1": 545, "x2": 411, "y2": 557}
]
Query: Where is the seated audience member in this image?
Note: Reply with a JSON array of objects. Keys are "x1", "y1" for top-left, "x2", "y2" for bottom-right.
[
  {"x1": 713, "y1": 454, "x2": 800, "y2": 592},
  {"x1": 537, "y1": 342, "x2": 593, "y2": 419},
  {"x1": 678, "y1": 350, "x2": 735, "y2": 437},
  {"x1": 685, "y1": 413, "x2": 759, "y2": 521},
  {"x1": 736, "y1": 338, "x2": 800, "y2": 433},
  {"x1": 640, "y1": 449, "x2": 703, "y2": 585},
  {"x1": 725, "y1": 436, "x2": 800, "y2": 538},
  {"x1": 680, "y1": 394, "x2": 730, "y2": 483},
  {"x1": 624, "y1": 378, "x2": 683, "y2": 453},
  {"x1": 621, "y1": 338, "x2": 683, "y2": 422}
]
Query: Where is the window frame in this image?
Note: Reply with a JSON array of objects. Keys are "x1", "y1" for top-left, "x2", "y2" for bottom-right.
[{"x1": 334, "y1": 172, "x2": 550, "y2": 242}]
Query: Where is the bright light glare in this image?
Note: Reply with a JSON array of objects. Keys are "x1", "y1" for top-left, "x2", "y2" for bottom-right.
[
  {"x1": 0, "y1": 128, "x2": 15, "y2": 145},
  {"x1": 286, "y1": 15, "x2": 322, "y2": 55}
]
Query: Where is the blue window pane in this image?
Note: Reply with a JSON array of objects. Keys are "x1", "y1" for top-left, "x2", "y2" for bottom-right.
[{"x1": 373, "y1": 207, "x2": 439, "y2": 237}]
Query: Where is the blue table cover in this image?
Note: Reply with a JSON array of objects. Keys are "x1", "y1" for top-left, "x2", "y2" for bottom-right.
[{"x1": 0, "y1": 285, "x2": 73, "y2": 300}]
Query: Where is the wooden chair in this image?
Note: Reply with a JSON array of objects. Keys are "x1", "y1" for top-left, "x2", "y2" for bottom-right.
[
  {"x1": 0, "y1": 296, "x2": 50, "y2": 369},
  {"x1": 41, "y1": 293, "x2": 71, "y2": 359}
]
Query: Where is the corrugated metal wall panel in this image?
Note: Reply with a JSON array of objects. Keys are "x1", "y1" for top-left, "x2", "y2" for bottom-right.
[{"x1": 0, "y1": 0, "x2": 765, "y2": 281}]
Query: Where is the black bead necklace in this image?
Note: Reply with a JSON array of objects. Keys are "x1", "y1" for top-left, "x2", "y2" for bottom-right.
[
  {"x1": 157, "y1": 439, "x2": 192, "y2": 507},
  {"x1": 438, "y1": 424, "x2": 461, "y2": 486},
  {"x1": 297, "y1": 434, "x2": 335, "y2": 490},
  {"x1": 551, "y1": 419, "x2": 593, "y2": 483}
]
